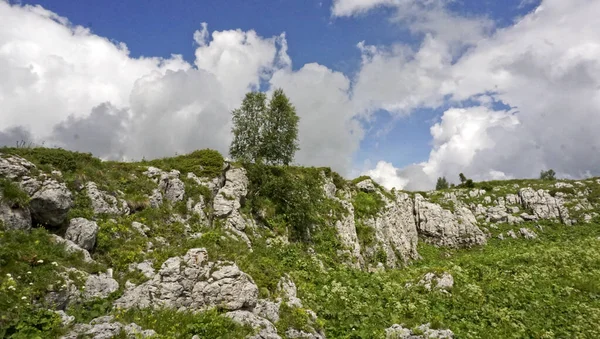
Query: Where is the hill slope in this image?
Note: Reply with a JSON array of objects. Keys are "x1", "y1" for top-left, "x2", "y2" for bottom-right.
[{"x1": 1, "y1": 147, "x2": 599, "y2": 338}]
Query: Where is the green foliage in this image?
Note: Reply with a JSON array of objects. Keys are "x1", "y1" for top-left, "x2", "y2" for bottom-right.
[
  {"x1": 352, "y1": 191, "x2": 385, "y2": 220},
  {"x1": 245, "y1": 163, "x2": 325, "y2": 240},
  {"x1": 435, "y1": 177, "x2": 449, "y2": 190},
  {"x1": 144, "y1": 149, "x2": 224, "y2": 179},
  {"x1": 0, "y1": 147, "x2": 101, "y2": 173},
  {"x1": 0, "y1": 227, "x2": 99, "y2": 337},
  {"x1": 113, "y1": 308, "x2": 253, "y2": 338},
  {"x1": 540, "y1": 169, "x2": 557, "y2": 181},
  {"x1": 459, "y1": 173, "x2": 467, "y2": 184},
  {"x1": 276, "y1": 302, "x2": 312, "y2": 334},
  {"x1": 230, "y1": 89, "x2": 300, "y2": 165},
  {"x1": 355, "y1": 221, "x2": 376, "y2": 249},
  {"x1": 0, "y1": 179, "x2": 30, "y2": 208},
  {"x1": 67, "y1": 190, "x2": 94, "y2": 220}
]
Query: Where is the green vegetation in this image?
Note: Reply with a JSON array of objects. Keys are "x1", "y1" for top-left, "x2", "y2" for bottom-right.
[
  {"x1": 435, "y1": 177, "x2": 449, "y2": 190},
  {"x1": 540, "y1": 169, "x2": 557, "y2": 181},
  {"x1": 0, "y1": 179, "x2": 30, "y2": 208},
  {"x1": 352, "y1": 191, "x2": 385, "y2": 220},
  {"x1": 230, "y1": 89, "x2": 300, "y2": 165},
  {"x1": 143, "y1": 149, "x2": 224, "y2": 179}
]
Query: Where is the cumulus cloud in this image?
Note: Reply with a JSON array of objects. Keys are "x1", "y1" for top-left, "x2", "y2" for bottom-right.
[
  {"x1": 355, "y1": 0, "x2": 600, "y2": 190},
  {"x1": 0, "y1": 2, "x2": 361, "y2": 174}
]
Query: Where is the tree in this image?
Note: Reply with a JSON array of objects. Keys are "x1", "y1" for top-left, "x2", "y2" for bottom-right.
[
  {"x1": 259, "y1": 89, "x2": 300, "y2": 165},
  {"x1": 229, "y1": 89, "x2": 299, "y2": 165},
  {"x1": 540, "y1": 169, "x2": 556, "y2": 181},
  {"x1": 229, "y1": 92, "x2": 267, "y2": 163},
  {"x1": 459, "y1": 173, "x2": 467, "y2": 184},
  {"x1": 436, "y1": 177, "x2": 449, "y2": 190}
]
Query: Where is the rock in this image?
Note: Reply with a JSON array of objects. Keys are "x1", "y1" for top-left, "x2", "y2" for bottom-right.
[
  {"x1": 497, "y1": 233, "x2": 504, "y2": 240},
  {"x1": 286, "y1": 328, "x2": 325, "y2": 339},
  {"x1": 61, "y1": 317, "x2": 156, "y2": 339},
  {"x1": 414, "y1": 195, "x2": 486, "y2": 247},
  {"x1": 114, "y1": 248, "x2": 258, "y2": 312},
  {"x1": 417, "y1": 272, "x2": 454, "y2": 291},
  {"x1": 483, "y1": 196, "x2": 492, "y2": 204},
  {"x1": 277, "y1": 275, "x2": 302, "y2": 308},
  {"x1": 366, "y1": 192, "x2": 420, "y2": 267},
  {"x1": 505, "y1": 194, "x2": 521, "y2": 205},
  {"x1": 50, "y1": 235, "x2": 94, "y2": 263},
  {"x1": 253, "y1": 299, "x2": 281, "y2": 323},
  {"x1": 148, "y1": 188, "x2": 163, "y2": 208},
  {"x1": 123, "y1": 323, "x2": 157, "y2": 338},
  {"x1": 187, "y1": 172, "x2": 223, "y2": 196},
  {"x1": 44, "y1": 268, "x2": 85, "y2": 310},
  {"x1": 507, "y1": 230, "x2": 517, "y2": 239},
  {"x1": 321, "y1": 173, "x2": 337, "y2": 199},
  {"x1": 158, "y1": 170, "x2": 185, "y2": 203},
  {"x1": 131, "y1": 221, "x2": 150, "y2": 236},
  {"x1": 213, "y1": 167, "x2": 248, "y2": 218},
  {"x1": 0, "y1": 199, "x2": 32, "y2": 230},
  {"x1": 0, "y1": 155, "x2": 35, "y2": 179},
  {"x1": 385, "y1": 323, "x2": 454, "y2": 339},
  {"x1": 520, "y1": 213, "x2": 538, "y2": 221},
  {"x1": 506, "y1": 215, "x2": 523, "y2": 225},
  {"x1": 519, "y1": 228, "x2": 537, "y2": 239},
  {"x1": 86, "y1": 182, "x2": 130, "y2": 216},
  {"x1": 54, "y1": 310, "x2": 75, "y2": 326},
  {"x1": 65, "y1": 218, "x2": 99, "y2": 250},
  {"x1": 29, "y1": 179, "x2": 73, "y2": 226},
  {"x1": 330, "y1": 190, "x2": 363, "y2": 267},
  {"x1": 555, "y1": 182, "x2": 574, "y2": 188},
  {"x1": 225, "y1": 310, "x2": 281, "y2": 339},
  {"x1": 356, "y1": 179, "x2": 376, "y2": 193},
  {"x1": 84, "y1": 270, "x2": 119, "y2": 300},
  {"x1": 519, "y1": 188, "x2": 569, "y2": 223},
  {"x1": 129, "y1": 260, "x2": 155, "y2": 279}
]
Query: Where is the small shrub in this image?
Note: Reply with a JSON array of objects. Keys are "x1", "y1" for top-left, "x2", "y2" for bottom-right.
[
  {"x1": 352, "y1": 191, "x2": 385, "y2": 220},
  {"x1": 0, "y1": 179, "x2": 30, "y2": 208}
]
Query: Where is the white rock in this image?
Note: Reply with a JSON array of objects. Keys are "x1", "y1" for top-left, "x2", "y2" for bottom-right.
[{"x1": 65, "y1": 218, "x2": 99, "y2": 250}]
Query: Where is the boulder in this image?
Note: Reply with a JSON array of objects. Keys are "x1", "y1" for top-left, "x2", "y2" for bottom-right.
[
  {"x1": 86, "y1": 182, "x2": 129, "y2": 216},
  {"x1": 0, "y1": 199, "x2": 31, "y2": 230},
  {"x1": 65, "y1": 218, "x2": 99, "y2": 250},
  {"x1": 0, "y1": 155, "x2": 35, "y2": 179},
  {"x1": 356, "y1": 179, "x2": 376, "y2": 193},
  {"x1": 518, "y1": 188, "x2": 569, "y2": 223},
  {"x1": 385, "y1": 323, "x2": 454, "y2": 339},
  {"x1": 83, "y1": 270, "x2": 119, "y2": 300},
  {"x1": 50, "y1": 235, "x2": 94, "y2": 263},
  {"x1": 29, "y1": 179, "x2": 73, "y2": 226},
  {"x1": 417, "y1": 272, "x2": 454, "y2": 291},
  {"x1": 225, "y1": 310, "x2": 281, "y2": 339}
]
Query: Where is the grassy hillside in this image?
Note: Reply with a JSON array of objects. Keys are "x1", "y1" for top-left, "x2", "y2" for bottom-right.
[{"x1": 1, "y1": 147, "x2": 599, "y2": 338}]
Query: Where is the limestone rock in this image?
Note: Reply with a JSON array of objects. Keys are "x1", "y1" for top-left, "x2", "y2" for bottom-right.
[
  {"x1": 84, "y1": 270, "x2": 119, "y2": 300},
  {"x1": 50, "y1": 235, "x2": 94, "y2": 263},
  {"x1": 114, "y1": 248, "x2": 258, "y2": 312},
  {"x1": 330, "y1": 190, "x2": 363, "y2": 268},
  {"x1": 61, "y1": 316, "x2": 156, "y2": 339},
  {"x1": 414, "y1": 195, "x2": 486, "y2": 247},
  {"x1": 86, "y1": 182, "x2": 129, "y2": 216},
  {"x1": 0, "y1": 199, "x2": 31, "y2": 230},
  {"x1": 159, "y1": 170, "x2": 185, "y2": 203},
  {"x1": 356, "y1": 179, "x2": 376, "y2": 193},
  {"x1": 418, "y1": 272, "x2": 454, "y2": 291},
  {"x1": 0, "y1": 155, "x2": 35, "y2": 179},
  {"x1": 519, "y1": 228, "x2": 537, "y2": 239},
  {"x1": 213, "y1": 167, "x2": 248, "y2": 217},
  {"x1": 29, "y1": 179, "x2": 73, "y2": 226},
  {"x1": 507, "y1": 230, "x2": 517, "y2": 238},
  {"x1": 253, "y1": 299, "x2": 281, "y2": 323},
  {"x1": 385, "y1": 323, "x2": 454, "y2": 339},
  {"x1": 519, "y1": 188, "x2": 569, "y2": 223},
  {"x1": 54, "y1": 310, "x2": 75, "y2": 326},
  {"x1": 148, "y1": 188, "x2": 163, "y2": 208},
  {"x1": 65, "y1": 218, "x2": 99, "y2": 250},
  {"x1": 225, "y1": 310, "x2": 281, "y2": 339},
  {"x1": 277, "y1": 274, "x2": 302, "y2": 308}
]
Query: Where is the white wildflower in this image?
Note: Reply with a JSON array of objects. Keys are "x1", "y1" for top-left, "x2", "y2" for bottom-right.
[
  {"x1": 27, "y1": 271, "x2": 32, "y2": 274},
  {"x1": 6, "y1": 273, "x2": 11, "y2": 278},
  {"x1": 36, "y1": 260, "x2": 44, "y2": 264},
  {"x1": 8, "y1": 286, "x2": 16, "y2": 291},
  {"x1": 21, "y1": 296, "x2": 26, "y2": 300},
  {"x1": 51, "y1": 262, "x2": 58, "y2": 267}
]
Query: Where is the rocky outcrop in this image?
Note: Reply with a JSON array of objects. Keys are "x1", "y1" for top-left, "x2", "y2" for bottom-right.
[
  {"x1": 226, "y1": 310, "x2": 281, "y2": 339},
  {"x1": 213, "y1": 166, "x2": 254, "y2": 245},
  {"x1": 86, "y1": 182, "x2": 130, "y2": 216},
  {"x1": 65, "y1": 218, "x2": 99, "y2": 250},
  {"x1": 367, "y1": 192, "x2": 420, "y2": 267},
  {"x1": 50, "y1": 235, "x2": 94, "y2": 263},
  {"x1": 83, "y1": 270, "x2": 119, "y2": 299},
  {"x1": 385, "y1": 324, "x2": 454, "y2": 339},
  {"x1": 416, "y1": 272, "x2": 454, "y2": 291},
  {"x1": 414, "y1": 195, "x2": 486, "y2": 247},
  {"x1": 29, "y1": 179, "x2": 73, "y2": 226},
  {"x1": 61, "y1": 316, "x2": 156, "y2": 339},
  {"x1": 356, "y1": 179, "x2": 376, "y2": 193},
  {"x1": 518, "y1": 188, "x2": 570, "y2": 223},
  {"x1": 144, "y1": 167, "x2": 186, "y2": 203},
  {"x1": 0, "y1": 199, "x2": 31, "y2": 230},
  {"x1": 0, "y1": 154, "x2": 36, "y2": 179},
  {"x1": 114, "y1": 248, "x2": 258, "y2": 311}
]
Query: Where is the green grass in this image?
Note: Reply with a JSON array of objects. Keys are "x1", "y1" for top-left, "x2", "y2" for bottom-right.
[{"x1": 0, "y1": 179, "x2": 30, "y2": 208}]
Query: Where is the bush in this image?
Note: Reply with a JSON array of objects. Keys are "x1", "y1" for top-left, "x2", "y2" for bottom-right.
[
  {"x1": 0, "y1": 179, "x2": 30, "y2": 208},
  {"x1": 540, "y1": 169, "x2": 556, "y2": 181}
]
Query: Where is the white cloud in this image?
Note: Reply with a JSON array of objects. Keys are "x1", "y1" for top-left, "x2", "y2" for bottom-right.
[
  {"x1": 363, "y1": 160, "x2": 407, "y2": 190},
  {"x1": 331, "y1": 0, "x2": 397, "y2": 17},
  {"x1": 358, "y1": 0, "x2": 600, "y2": 189},
  {"x1": 0, "y1": 2, "x2": 364, "y2": 174}
]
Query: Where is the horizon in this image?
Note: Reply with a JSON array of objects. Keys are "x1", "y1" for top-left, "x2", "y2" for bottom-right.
[{"x1": 1, "y1": 0, "x2": 599, "y2": 190}]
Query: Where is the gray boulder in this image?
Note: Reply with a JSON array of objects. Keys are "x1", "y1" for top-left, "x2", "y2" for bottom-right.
[
  {"x1": 225, "y1": 310, "x2": 281, "y2": 339},
  {"x1": 65, "y1": 218, "x2": 99, "y2": 250},
  {"x1": 50, "y1": 235, "x2": 94, "y2": 263},
  {"x1": 86, "y1": 182, "x2": 129, "y2": 216},
  {"x1": 158, "y1": 170, "x2": 185, "y2": 203},
  {"x1": 0, "y1": 198, "x2": 31, "y2": 230},
  {"x1": 356, "y1": 179, "x2": 376, "y2": 193},
  {"x1": 0, "y1": 155, "x2": 36, "y2": 179},
  {"x1": 386, "y1": 323, "x2": 453, "y2": 339},
  {"x1": 83, "y1": 270, "x2": 119, "y2": 300},
  {"x1": 29, "y1": 179, "x2": 73, "y2": 226},
  {"x1": 417, "y1": 272, "x2": 454, "y2": 291},
  {"x1": 519, "y1": 188, "x2": 569, "y2": 223}
]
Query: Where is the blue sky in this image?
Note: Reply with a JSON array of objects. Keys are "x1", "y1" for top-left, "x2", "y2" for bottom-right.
[
  {"x1": 5, "y1": 0, "x2": 598, "y2": 190},
  {"x1": 18, "y1": 0, "x2": 535, "y2": 169}
]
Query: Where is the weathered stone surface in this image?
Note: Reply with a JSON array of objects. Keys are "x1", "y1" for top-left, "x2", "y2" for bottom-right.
[
  {"x1": 188, "y1": 172, "x2": 223, "y2": 196},
  {"x1": 61, "y1": 316, "x2": 156, "y2": 339},
  {"x1": 65, "y1": 218, "x2": 99, "y2": 250},
  {"x1": 414, "y1": 195, "x2": 486, "y2": 247},
  {"x1": 213, "y1": 167, "x2": 248, "y2": 217},
  {"x1": 356, "y1": 179, "x2": 376, "y2": 193},
  {"x1": 286, "y1": 328, "x2": 326, "y2": 339},
  {"x1": 129, "y1": 260, "x2": 155, "y2": 279},
  {"x1": 507, "y1": 230, "x2": 517, "y2": 239},
  {"x1": 385, "y1": 323, "x2": 454, "y2": 339},
  {"x1": 148, "y1": 188, "x2": 163, "y2": 208},
  {"x1": 114, "y1": 248, "x2": 258, "y2": 312},
  {"x1": 0, "y1": 199, "x2": 31, "y2": 230},
  {"x1": 86, "y1": 182, "x2": 129, "y2": 216},
  {"x1": 329, "y1": 190, "x2": 363, "y2": 268},
  {"x1": 519, "y1": 228, "x2": 537, "y2": 239},
  {"x1": 226, "y1": 310, "x2": 281, "y2": 339},
  {"x1": 50, "y1": 235, "x2": 94, "y2": 263},
  {"x1": 0, "y1": 155, "x2": 35, "y2": 179},
  {"x1": 367, "y1": 192, "x2": 420, "y2": 267},
  {"x1": 519, "y1": 188, "x2": 569, "y2": 223},
  {"x1": 84, "y1": 270, "x2": 119, "y2": 300},
  {"x1": 131, "y1": 221, "x2": 150, "y2": 236},
  {"x1": 159, "y1": 170, "x2": 185, "y2": 203},
  {"x1": 417, "y1": 272, "x2": 454, "y2": 291},
  {"x1": 29, "y1": 179, "x2": 73, "y2": 226},
  {"x1": 277, "y1": 274, "x2": 302, "y2": 308},
  {"x1": 253, "y1": 299, "x2": 281, "y2": 323},
  {"x1": 54, "y1": 310, "x2": 75, "y2": 326}
]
